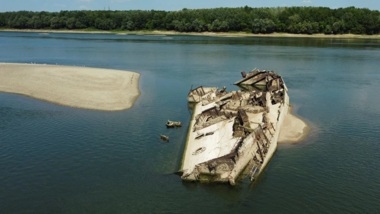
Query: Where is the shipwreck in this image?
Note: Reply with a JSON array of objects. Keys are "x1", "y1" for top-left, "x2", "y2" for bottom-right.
[{"x1": 180, "y1": 69, "x2": 289, "y2": 185}]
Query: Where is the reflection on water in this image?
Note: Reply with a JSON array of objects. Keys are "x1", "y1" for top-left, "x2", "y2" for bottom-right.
[{"x1": 0, "y1": 32, "x2": 380, "y2": 213}]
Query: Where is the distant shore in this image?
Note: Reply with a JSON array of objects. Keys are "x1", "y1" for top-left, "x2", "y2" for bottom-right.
[
  {"x1": 0, "y1": 63, "x2": 140, "y2": 111},
  {"x1": 2, "y1": 29, "x2": 380, "y2": 39}
]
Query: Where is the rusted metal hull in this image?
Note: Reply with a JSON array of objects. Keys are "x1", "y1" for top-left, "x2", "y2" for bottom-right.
[{"x1": 180, "y1": 70, "x2": 289, "y2": 185}]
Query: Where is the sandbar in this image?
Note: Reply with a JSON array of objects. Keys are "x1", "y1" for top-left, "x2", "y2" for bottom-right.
[
  {"x1": 0, "y1": 63, "x2": 140, "y2": 111},
  {"x1": 278, "y1": 110, "x2": 310, "y2": 144},
  {"x1": 2, "y1": 29, "x2": 380, "y2": 39}
]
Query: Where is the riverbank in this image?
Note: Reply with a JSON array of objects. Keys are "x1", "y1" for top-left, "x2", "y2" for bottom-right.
[
  {"x1": 2, "y1": 29, "x2": 380, "y2": 39},
  {"x1": 0, "y1": 63, "x2": 140, "y2": 111}
]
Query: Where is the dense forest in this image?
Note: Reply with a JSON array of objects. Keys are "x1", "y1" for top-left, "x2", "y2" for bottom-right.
[{"x1": 0, "y1": 6, "x2": 379, "y2": 35}]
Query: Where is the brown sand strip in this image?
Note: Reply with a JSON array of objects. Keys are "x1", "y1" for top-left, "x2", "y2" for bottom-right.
[
  {"x1": 278, "y1": 111, "x2": 310, "y2": 144},
  {"x1": 0, "y1": 63, "x2": 140, "y2": 111}
]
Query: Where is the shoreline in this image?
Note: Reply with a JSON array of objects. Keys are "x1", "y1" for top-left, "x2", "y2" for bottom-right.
[
  {"x1": 1, "y1": 29, "x2": 380, "y2": 39},
  {"x1": 0, "y1": 63, "x2": 140, "y2": 111}
]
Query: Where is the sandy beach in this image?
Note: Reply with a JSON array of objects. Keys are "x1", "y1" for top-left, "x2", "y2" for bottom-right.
[
  {"x1": 2, "y1": 29, "x2": 380, "y2": 39},
  {"x1": 0, "y1": 63, "x2": 140, "y2": 111},
  {"x1": 278, "y1": 110, "x2": 310, "y2": 144}
]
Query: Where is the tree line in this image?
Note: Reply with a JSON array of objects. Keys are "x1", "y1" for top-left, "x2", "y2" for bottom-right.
[{"x1": 0, "y1": 6, "x2": 379, "y2": 35}]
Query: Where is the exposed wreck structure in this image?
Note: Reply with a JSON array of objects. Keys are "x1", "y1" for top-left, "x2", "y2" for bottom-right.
[
  {"x1": 180, "y1": 69, "x2": 289, "y2": 185},
  {"x1": 166, "y1": 120, "x2": 182, "y2": 128}
]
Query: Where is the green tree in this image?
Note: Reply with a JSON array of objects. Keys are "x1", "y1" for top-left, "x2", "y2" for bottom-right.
[
  {"x1": 0, "y1": 7, "x2": 379, "y2": 34},
  {"x1": 50, "y1": 17, "x2": 64, "y2": 29},
  {"x1": 251, "y1": 18, "x2": 275, "y2": 33}
]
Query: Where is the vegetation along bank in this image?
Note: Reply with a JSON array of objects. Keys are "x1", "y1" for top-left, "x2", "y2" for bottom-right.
[{"x1": 1, "y1": 6, "x2": 379, "y2": 35}]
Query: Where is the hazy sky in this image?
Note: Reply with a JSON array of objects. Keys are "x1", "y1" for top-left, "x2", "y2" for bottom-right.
[{"x1": 0, "y1": 0, "x2": 379, "y2": 12}]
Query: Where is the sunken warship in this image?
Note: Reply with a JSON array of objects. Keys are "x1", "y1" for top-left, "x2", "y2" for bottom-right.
[{"x1": 180, "y1": 69, "x2": 289, "y2": 185}]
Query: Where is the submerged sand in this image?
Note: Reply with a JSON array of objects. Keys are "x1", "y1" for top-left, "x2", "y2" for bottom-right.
[
  {"x1": 278, "y1": 110, "x2": 310, "y2": 144},
  {"x1": 0, "y1": 63, "x2": 140, "y2": 111}
]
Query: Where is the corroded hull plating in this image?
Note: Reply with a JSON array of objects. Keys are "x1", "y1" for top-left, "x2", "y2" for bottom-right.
[{"x1": 181, "y1": 70, "x2": 289, "y2": 185}]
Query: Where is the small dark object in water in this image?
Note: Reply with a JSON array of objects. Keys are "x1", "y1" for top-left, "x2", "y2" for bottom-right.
[
  {"x1": 166, "y1": 120, "x2": 181, "y2": 128},
  {"x1": 160, "y1": 134, "x2": 169, "y2": 142}
]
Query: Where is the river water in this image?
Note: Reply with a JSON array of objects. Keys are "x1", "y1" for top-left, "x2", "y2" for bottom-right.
[{"x1": 1, "y1": 32, "x2": 380, "y2": 213}]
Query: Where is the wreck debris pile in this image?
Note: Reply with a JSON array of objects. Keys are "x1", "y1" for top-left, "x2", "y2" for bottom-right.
[
  {"x1": 166, "y1": 120, "x2": 182, "y2": 128},
  {"x1": 180, "y1": 69, "x2": 289, "y2": 185}
]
